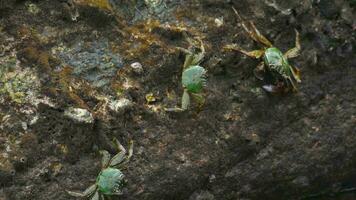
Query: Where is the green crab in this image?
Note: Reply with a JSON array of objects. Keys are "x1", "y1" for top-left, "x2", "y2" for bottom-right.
[
  {"x1": 225, "y1": 7, "x2": 301, "y2": 93},
  {"x1": 165, "y1": 36, "x2": 207, "y2": 112},
  {"x1": 68, "y1": 139, "x2": 133, "y2": 199}
]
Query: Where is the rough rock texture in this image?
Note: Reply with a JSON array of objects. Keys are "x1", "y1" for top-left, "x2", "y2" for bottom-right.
[{"x1": 0, "y1": 0, "x2": 355, "y2": 200}]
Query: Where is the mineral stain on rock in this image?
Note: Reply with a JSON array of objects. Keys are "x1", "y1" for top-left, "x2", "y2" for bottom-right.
[{"x1": 53, "y1": 39, "x2": 124, "y2": 89}]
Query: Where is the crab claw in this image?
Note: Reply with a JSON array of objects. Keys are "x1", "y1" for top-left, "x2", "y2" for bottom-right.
[
  {"x1": 291, "y1": 66, "x2": 301, "y2": 83},
  {"x1": 262, "y1": 83, "x2": 286, "y2": 93},
  {"x1": 262, "y1": 85, "x2": 278, "y2": 93}
]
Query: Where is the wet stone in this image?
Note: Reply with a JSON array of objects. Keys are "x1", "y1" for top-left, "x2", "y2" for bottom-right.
[
  {"x1": 317, "y1": 0, "x2": 342, "y2": 19},
  {"x1": 189, "y1": 190, "x2": 215, "y2": 200},
  {"x1": 53, "y1": 39, "x2": 123, "y2": 89},
  {"x1": 292, "y1": 176, "x2": 310, "y2": 187},
  {"x1": 1, "y1": 0, "x2": 356, "y2": 199}
]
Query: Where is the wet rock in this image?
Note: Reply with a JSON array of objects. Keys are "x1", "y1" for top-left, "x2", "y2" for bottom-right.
[
  {"x1": 0, "y1": 67, "x2": 41, "y2": 104},
  {"x1": 63, "y1": 107, "x2": 94, "y2": 123},
  {"x1": 53, "y1": 39, "x2": 123, "y2": 89},
  {"x1": 340, "y1": 3, "x2": 356, "y2": 26},
  {"x1": 317, "y1": 0, "x2": 342, "y2": 19},
  {"x1": 144, "y1": 0, "x2": 167, "y2": 15},
  {"x1": 292, "y1": 176, "x2": 310, "y2": 187},
  {"x1": 0, "y1": 189, "x2": 7, "y2": 200},
  {"x1": 189, "y1": 190, "x2": 215, "y2": 200},
  {"x1": 0, "y1": 155, "x2": 16, "y2": 186},
  {"x1": 0, "y1": 0, "x2": 15, "y2": 12},
  {"x1": 1, "y1": 0, "x2": 356, "y2": 200},
  {"x1": 264, "y1": 0, "x2": 292, "y2": 15},
  {"x1": 0, "y1": 169, "x2": 14, "y2": 187}
]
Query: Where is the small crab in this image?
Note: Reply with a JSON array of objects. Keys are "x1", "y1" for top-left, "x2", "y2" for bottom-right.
[
  {"x1": 68, "y1": 138, "x2": 133, "y2": 200},
  {"x1": 165, "y1": 35, "x2": 207, "y2": 112},
  {"x1": 225, "y1": 7, "x2": 301, "y2": 93}
]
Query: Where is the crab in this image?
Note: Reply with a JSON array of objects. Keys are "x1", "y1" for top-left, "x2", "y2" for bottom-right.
[
  {"x1": 165, "y1": 35, "x2": 207, "y2": 112},
  {"x1": 224, "y1": 7, "x2": 301, "y2": 93},
  {"x1": 67, "y1": 138, "x2": 133, "y2": 200}
]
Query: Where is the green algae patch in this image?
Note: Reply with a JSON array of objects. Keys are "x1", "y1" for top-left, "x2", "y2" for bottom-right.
[{"x1": 0, "y1": 54, "x2": 40, "y2": 104}]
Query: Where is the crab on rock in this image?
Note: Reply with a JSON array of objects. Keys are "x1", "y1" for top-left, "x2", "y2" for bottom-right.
[
  {"x1": 225, "y1": 7, "x2": 301, "y2": 93},
  {"x1": 68, "y1": 138, "x2": 133, "y2": 200}
]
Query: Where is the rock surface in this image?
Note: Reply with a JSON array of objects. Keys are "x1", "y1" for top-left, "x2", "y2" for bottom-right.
[{"x1": 0, "y1": 0, "x2": 355, "y2": 200}]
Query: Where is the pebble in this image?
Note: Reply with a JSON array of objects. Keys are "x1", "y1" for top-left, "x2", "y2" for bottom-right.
[
  {"x1": 109, "y1": 98, "x2": 133, "y2": 113},
  {"x1": 189, "y1": 190, "x2": 215, "y2": 200},
  {"x1": 214, "y1": 17, "x2": 224, "y2": 27},
  {"x1": 130, "y1": 62, "x2": 144, "y2": 74},
  {"x1": 64, "y1": 107, "x2": 94, "y2": 123}
]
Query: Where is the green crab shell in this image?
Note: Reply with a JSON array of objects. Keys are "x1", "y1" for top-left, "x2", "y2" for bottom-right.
[
  {"x1": 96, "y1": 168, "x2": 125, "y2": 195},
  {"x1": 182, "y1": 65, "x2": 206, "y2": 93},
  {"x1": 263, "y1": 47, "x2": 292, "y2": 77}
]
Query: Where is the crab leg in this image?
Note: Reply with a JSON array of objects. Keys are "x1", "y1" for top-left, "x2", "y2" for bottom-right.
[
  {"x1": 112, "y1": 189, "x2": 124, "y2": 196},
  {"x1": 180, "y1": 52, "x2": 195, "y2": 70},
  {"x1": 181, "y1": 89, "x2": 190, "y2": 111},
  {"x1": 190, "y1": 93, "x2": 205, "y2": 108},
  {"x1": 190, "y1": 38, "x2": 205, "y2": 66},
  {"x1": 284, "y1": 30, "x2": 301, "y2": 59},
  {"x1": 290, "y1": 65, "x2": 301, "y2": 83},
  {"x1": 232, "y1": 7, "x2": 273, "y2": 47},
  {"x1": 110, "y1": 140, "x2": 134, "y2": 168},
  {"x1": 248, "y1": 22, "x2": 273, "y2": 47},
  {"x1": 224, "y1": 44, "x2": 265, "y2": 59},
  {"x1": 125, "y1": 140, "x2": 134, "y2": 162},
  {"x1": 90, "y1": 191, "x2": 99, "y2": 200},
  {"x1": 287, "y1": 76, "x2": 298, "y2": 92},
  {"x1": 253, "y1": 62, "x2": 265, "y2": 80},
  {"x1": 67, "y1": 184, "x2": 97, "y2": 197},
  {"x1": 164, "y1": 89, "x2": 190, "y2": 113},
  {"x1": 109, "y1": 139, "x2": 127, "y2": 167},
  {"x1": 99, "y1": 150, "x2": 111, "y2": 169},
  {"x1": 177, "y1": 37, "x2": 205, "y2": 69}
]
